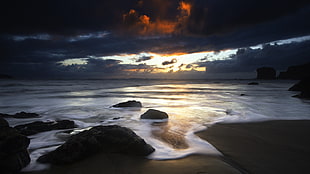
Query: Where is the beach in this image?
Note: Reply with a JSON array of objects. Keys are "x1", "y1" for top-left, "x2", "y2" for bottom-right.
[
  {"x1": 197, "y1": 120, "x2": 310, "y2": 174},
  {"x1": 24, "y1": 120, "x2": 310, "y2": 174}
]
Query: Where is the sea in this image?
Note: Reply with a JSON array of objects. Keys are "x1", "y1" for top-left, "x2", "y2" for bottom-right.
[{"x1": 0, "y1": 79, "x2": 309, "y2": 171}]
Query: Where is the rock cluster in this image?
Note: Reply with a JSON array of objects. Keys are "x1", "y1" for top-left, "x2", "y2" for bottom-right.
[
  {"x1": 37, "y1": 125, "x2": 155, "y2": 164},
  {"x1": 0, "y1": 118, "x2": 31, "y2": 173},
  {"x1": 14, "y1": 120, "x2": 76, "y2": 136},
  {"x1": 0, "y1": 111, "x2": 39, "y2": 119},
  {"x1": 279, "y1": 63, "x2": 310, "y2": 80}
]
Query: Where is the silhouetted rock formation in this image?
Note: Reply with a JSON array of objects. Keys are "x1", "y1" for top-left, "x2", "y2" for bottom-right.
[
  {"x1": 0, "y1": 118, "x2": 30, "y2": 173},
  {"x1": 0, "y1": 111, "x2": 39, "y2": 119},
  {"x1": 112, "y1": 100, "x2": 142, "y2": 108},
  {"x1": 256, "y1": 67, "x2": 276, "y2": 79},
  {"x1": 37, "y1": 125, "x2": 154, "y2": 164},
  {"x1": 140, "y1": 109, "x2": 169, "y2": 119},
  {"x1": 289, "y1": 79, "x2": 310, "y2": 99},
  {"x1": 14, "y1": 120, "x2": 76, "y2": 136},
  {"x1": 279, "y1": 63, "x2": 310, "y2": 80}
]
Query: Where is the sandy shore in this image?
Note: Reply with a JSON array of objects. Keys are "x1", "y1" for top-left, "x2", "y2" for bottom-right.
[
  {"x1": 24, "y1": 120, "x2": 310, "y2": 174},
  {"x1": 197, "y1": 120, "x2": 310, "y2": 174}
]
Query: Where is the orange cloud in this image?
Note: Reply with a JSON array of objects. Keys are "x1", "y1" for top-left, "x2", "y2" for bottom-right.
[
  {"x1": 178, "y1": 1, "x2": 191, "y2": 16},
  {"x1": 122, "y1": 1, "x2": 192, "y2": 35}
]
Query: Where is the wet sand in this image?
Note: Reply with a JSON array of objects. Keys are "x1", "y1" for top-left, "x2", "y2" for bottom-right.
[
  {"x1": 197, "y1": 120, "x2": 310, "y2": 174},
  {"x1": 25, "y1": 120, "x2": 310, "y2": 174}
]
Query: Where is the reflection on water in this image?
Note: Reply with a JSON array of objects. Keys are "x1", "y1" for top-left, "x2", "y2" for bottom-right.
[{"x1": 1, "y1": 79, "x2": 309, "y2": 171}]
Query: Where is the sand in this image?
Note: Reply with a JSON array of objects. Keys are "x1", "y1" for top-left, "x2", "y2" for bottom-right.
[
  {"x1": 197, "y1": 120, "x2": 310, "y2": 174},
  {"x1": 24, "y1": 120, "x2": 310, "y2": 174}
]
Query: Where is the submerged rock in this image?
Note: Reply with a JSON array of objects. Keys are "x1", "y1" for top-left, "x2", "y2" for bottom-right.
[
  {"x1": 0, "y1": 118, "x2": 31, "y2": 173},
  {"x1": 37, "y1": 125, "x2": 154, "y2": 164},
  {"x1": 14, "y1": 120, "x2": 77, "y2": 136},
  {"x1": 256, "y1": 67, "x2": 276, "y2": 79},
  {"x1": 289, "y1": 79, "x2": 310, "y2": 99},
  {"x1": 112, "y1": 100, "x2": 142, "y2": 108},
  {"x1": 0, "y1": 111, "x2": 39, "y2": 119},
  {"x1": 140, "y1": 109, "x2": 169, "y2": 119},
  {"x1": 248, "y1": 82, "x2": 259, "y2": 85}
]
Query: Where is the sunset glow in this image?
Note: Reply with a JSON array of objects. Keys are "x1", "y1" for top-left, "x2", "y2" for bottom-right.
[
  {"x1": 123, "y1": 1, "x2": 192, "y2": 35},
  {"x1": 2, "y1": 0, "x2": 309, "y2": 79}
]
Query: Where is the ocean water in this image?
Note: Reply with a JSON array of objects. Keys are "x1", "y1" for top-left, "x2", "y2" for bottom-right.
[{"x1": 0, "y1": 79, "x2": 309, "y2": 171}]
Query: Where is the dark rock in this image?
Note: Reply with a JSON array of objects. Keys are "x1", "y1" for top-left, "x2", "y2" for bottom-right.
[
  {"x1": 0, "y1": 111, "x2": 40, "y2": 119},
  {"x1": 14, "y1": 112, "x2": 39, "y2": 118},
  {"x1": 112, "y1": 100, "x2": 142, "y2": 108},
  {"x1": 240, "y1": 94, "x2": 246, "y2": 96},
  {"x1": 0, "y1": 123, "x2": 30, "y2": 173},
  {"x1": 0, "y1": 117, "x2": 9, "y2": 127},
  {"x1": 248, "y1": 82, "x2": 259, "y2": 85},
  {"x1": 140, "y1": 109, "x2": 169, "y2": 119},
  {"x1": 289, "y1": 79, "x2": 310, "y2": 99},
  {"x1": 14, "y1": 120, "x2": 77, "y2": 136},
  {"x1": 278, "y1": 63, "x2": 310, "y2": 80},
  {"x1": 37, "y1": 125, "x2": 154, "y2": 164},
  {"x1": 256, "y1": 67, "x2": 276, "y2": 79}
]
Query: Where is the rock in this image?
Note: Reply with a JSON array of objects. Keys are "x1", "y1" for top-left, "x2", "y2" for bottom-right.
[
  {"x1": 289, "y1": 79, "x2": 310, "y2": 99},
  {"x1": 0, "y1": 119, "x2": 31, "y2": 173},
  {"x1": 0, "y1": 117, "x2": 9, "y2": 127},
  {"x1": 248, "y1": 82, "x2": 259, "y2": 85},
  {"x1": 37, "y1": 125, "x2": 154, "y2": 164},
  {"x1": 112, "y1": 100, "x2": 142, "y2": 108},
  {"x1": 140, "y1": 109, "x2": 169, "y2": 119},
  {"x1": 278, "y1": 62, "x2": 310, "y2": 80},
  {"x1": 14, "y1": 120, "x2": 77, "y2": 136},
  {"x1": 256, "y1": 67, "x2": 276, "y2": 79},
  {"x1": 0, "y1": 111, "x2": 40, "y2": 119},
  {"x1": 14, "y1": 112, "x2": 39, "y2": 118}
]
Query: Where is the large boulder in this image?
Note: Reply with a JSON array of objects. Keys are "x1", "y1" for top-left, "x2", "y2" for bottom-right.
[
  {"x1": 37, "y1": 125, "x2": 154, "y2": 164},
  {"x1": 278, "y1": 63, "x2": 310, "y2": 80},
  {"x1": 256, "y1": 67, "x2": 276, "y2": 79},
  {"x1": 140, "y1": 109, "x2": 169, "y2": 119},
  {"x1": 14, "y1": 120, "x2": 77, "y2": 136},
  {"x1": 112, "y1": 100, "x2": 142, "y2": 108},
  {"x1": 0, "y1": 118, "x2": 31, "y2": 173},
  {"x1": 289, "y1": 79, "x2": 310, "y2": 99},
  {"x1": 0, "y1": 111, "x2": 39, "y2": 119},
  {"x1": 0, "y1": 117, "x2": 9, "y2": 127}
]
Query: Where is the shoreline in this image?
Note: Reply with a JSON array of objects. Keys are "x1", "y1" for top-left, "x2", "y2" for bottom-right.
[
  {"x1": 197, "y1": 120, "x2": 310, "y2": 174},
  {"x1": 23, "y1": 120, "x2": 310, "y2": 174}
]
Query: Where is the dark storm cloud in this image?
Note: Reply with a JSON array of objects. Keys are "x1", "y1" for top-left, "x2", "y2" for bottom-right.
[
  {"x1": 202, "y1": 40, "x2": 310, "y2": 74},
  {"x1": 0, "y1": 0, "x2": 137, "y2": 35},
  {"x1": 1, "y1": 0, "x2": 309, "y2": 37},
  {"x1": 189, "y1": 0, "x2": 310, "y2": 35},
  {"x1": 0, "y1": 0, "x2": 310, "y2": 79}
]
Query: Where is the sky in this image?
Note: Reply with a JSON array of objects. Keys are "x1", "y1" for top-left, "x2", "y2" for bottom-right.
[{"x1": 0, "y1": 0, "x2": 310, "y2": 79}]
